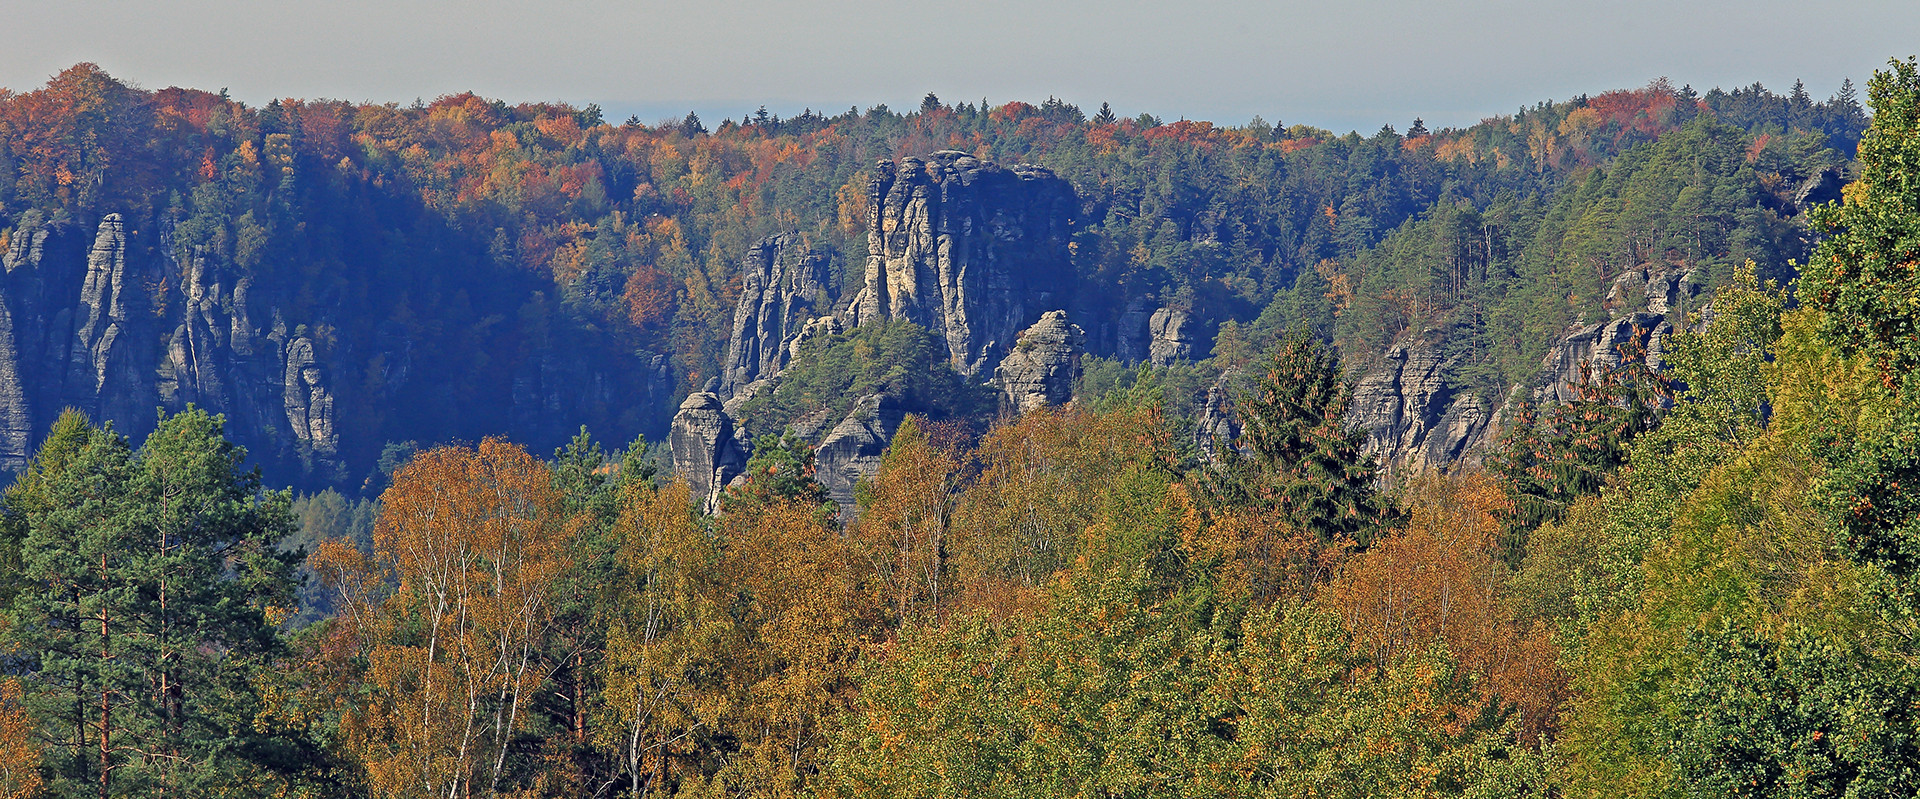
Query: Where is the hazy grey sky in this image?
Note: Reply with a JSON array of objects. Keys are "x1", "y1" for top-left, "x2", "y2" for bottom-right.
[{"x1": 6, "y1": 1, "x2": 1916, "y2": 133}]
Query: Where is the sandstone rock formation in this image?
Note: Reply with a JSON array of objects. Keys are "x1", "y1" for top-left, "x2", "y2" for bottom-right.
[
  {"x1": 814, "y1": 393, "x2": 907, "y2": 517},
  {"x1": 0, "y1": 209, "x2": 671, "y2": 484},
  {"x1": 1194, "y1": 377, "x2": 1240, "y2": 464},
  {"x1": 1538, "y1": 265, "x2": 1695, "y2": 404},
  {"x1": 849, "y1": 151, "x2": 1077, "y2": 377},
  {"x1": 720, "y1": 233, "x2": 834, "y2": 396},
  {"x1": 1346, "y1": 343, "x2": 1495, "y2": 477},
  {"x1": 1148, "y1": 306, "x2": 1197, "y2": 366},
  {"x1": 1345, "y1": 264, "x2": 1697, "y2": 474},
  {"x1": 992, "y1": 310, "x2": 1084, "y2": 415},
  {"x1": 668, "y1": 392, "x2": 749, "y2": 514}
]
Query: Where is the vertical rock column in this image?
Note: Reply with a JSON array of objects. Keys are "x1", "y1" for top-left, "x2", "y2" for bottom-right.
[{"x1": 851, "y1": 151, "x2": 1078, "y2": 378}]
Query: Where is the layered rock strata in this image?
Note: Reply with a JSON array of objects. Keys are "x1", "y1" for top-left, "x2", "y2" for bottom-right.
[
  {"x1": 1345, "y1": 264, "x2": 1697, "y2": 474},
  {"x1": 720, "y1": 233, "x2": 834, "y2": 396},
  {"x1": 668, "y1": 392, "x2": 749, "y2": 514},
  {"x1": 1148, "y1": 306, "x2": 1197, "y2": 366},
  {"x1": 1346, "y1": 344, "x2": 1495, "y2": 476},
  {"x1": 814, "y1": 393, "x2": 907, "y2": 516},
  {"x1": 993, "y1": 310, "x2": 1085, "y2": 415},
  {"x1": 849, "y1": 150, "x2": 1077, "y2": 377},
  {"x1": 0, "y1": 209, "x2": 668, "y2": 483}
]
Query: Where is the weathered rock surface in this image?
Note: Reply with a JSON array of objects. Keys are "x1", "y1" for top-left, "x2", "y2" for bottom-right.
[
  {"x1": 1194, "y1": 377, "x2": 1240, "y2": 464},
  {"x1": 720, "y1": 233, "x2": 834, "y2": 396},
  {"x1": 1346, "y1": 344, "x2": 1495, "y2": 476},
  {"x1": 993, "y1": 310, "x2": 1084, "y2": 415},
  {"x1": 849, "y1": 151, "x2": 1077, "y2": 377},
  {"x1": 1347, "y1": 265, "x2": 1696, "y2": 474},
  {"x1": 668, "y1": 392, "x2": 749, "y2": 514},
  {"x1": 1795, "y1": 166, "x2": 1845, "y2": 211},
  {"x1": 0, "y1": 209, "x2": 672, "y2": 484},
  {"x1": 1148, "y1": 306, "x2": 1197, "y2": 366},
  {"x1": 814, "y1": 393, "x2": 906, "y2": 516}
]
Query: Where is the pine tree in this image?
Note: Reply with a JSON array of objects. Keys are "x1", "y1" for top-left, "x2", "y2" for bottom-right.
[
  {"x1": 1093, "y1": 102, "x2": 1117, "y2": 126},
  {"x1": 4, "y1": 408, "x2": 300, "y2": 797},
  {"x1": 1197, "y1": 331, "x2": 1390, "y2": 545}
]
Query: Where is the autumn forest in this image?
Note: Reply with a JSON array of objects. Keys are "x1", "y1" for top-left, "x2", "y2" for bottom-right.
[{"x1": 0, "y1": 53, "x2": 1913, "y2": 799}]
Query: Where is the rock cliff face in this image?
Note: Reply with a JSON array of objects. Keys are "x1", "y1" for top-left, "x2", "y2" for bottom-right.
[
  {"x1": 668, "y1": 392, "x2": 749, "y2": 513},
  {"x1": 720, "y1": 233, "x2": 834, "y2": 396},
  {"x1": 1194, "y1": 377, "x2": 1240, "y2": 464},
  {"x1": 993, "y1": 310, "x2": 1084, "y2": 415},
  {"x1": 0, "y1": 209, "x2": 670, "y2": 484},
  {"x1": 1148, "y1": 307, "x2": 1197, "y2": 366},
  {"x1": 1537, "y1": 265, "x2": 1695, "y2": 403},
  {"x1": 0, "y1": 211, "x2": 339, "y2": 474},
  {"x1": 850, "y1": 151, "x2": 1078, "y2": 377},
  {"x1": 1346, "y1": 264, "x2": 1697, "y2": 474},
  {"x1": 1346, "y1": 344, "x2": 1496, "y2": 477},
  {"x1": 814, "y1": 393, "x2": 907, "y2": 516}
]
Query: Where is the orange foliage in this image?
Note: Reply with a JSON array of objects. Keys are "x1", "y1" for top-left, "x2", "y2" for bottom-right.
[
  {"x1": 622, "y1": 263, "x2": 674, "y2": 330},
  {"x1": 0, "y1": 679, "x2": 39, "y2": 799},
  {"x1": 317, "y1": 439, "x2": 573, "y2": 799},
  {"x1": 1191, "y1": 505, "x2": 1353, "y2": 603},
  {"x1": 1322, "y1": 472, "x2": 1565, "y2": 739},
  {"x1": 1141, "y1": 119, "x2": 1220, "y2": 147}
]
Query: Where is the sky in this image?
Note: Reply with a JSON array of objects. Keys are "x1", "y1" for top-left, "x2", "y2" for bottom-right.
[{"x1": 4, "y1": 1, "x2": 1916, "y2": 134}]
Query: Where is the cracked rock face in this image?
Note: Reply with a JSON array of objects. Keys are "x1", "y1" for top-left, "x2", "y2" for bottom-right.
[
  {"x1": 1148, "y1": 307, "x2": 1196, "y2": 366},
  {"x1": 1194, "y1": 377, "x2": 1241, "y2": 464},
  {"x1": 720, "y1": 233, "x2": 834, "y2": 396},
  {"x1": 993, "y1": 310, "x2": 1084, "y2": 415},
  {"x1": 1345, "y1": 264, "x2": 1698, "y2": 475},
  {"x1": 1346, "y1": 344, "x2": 1494, "y2": 476},
  {"x1": 849, "y1": 151, "x2": 1078, "y2": 378},
  {"x1": 669, "y1": 392, "x2": 749, "y2": 514},
  {"x1": 813, "y1": 393, "x2": 906, "y2": 519}
]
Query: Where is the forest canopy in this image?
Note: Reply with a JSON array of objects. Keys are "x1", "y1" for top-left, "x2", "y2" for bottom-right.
[{"x1": 0, "y1": 55, "x2": 1907, "y2": 799}]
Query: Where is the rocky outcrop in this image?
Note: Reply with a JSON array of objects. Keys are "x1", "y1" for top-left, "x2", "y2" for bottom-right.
[
  {"x1": 1148, "y1": 307, "x2": 1197, "y2": 366},
  {"x1": 814, "y1": 393, "x2": 907, "y2": 517},
  {"x1": 0, "y1": 208, "x2": 676, "y2": 485},
  {"x1": 282, "y1": 336, "x2": 337, "y2": 456},
  {"x1": 1795, "y1": 166, "x2": 1845, "y2": 211},
  {"x1": 1347, "y1": 344, "x2": 1496, "y2": 476},
  {"x1": 669, "y1": 392, "x2": 749, "y2": 514},
  {"x1": 1347, "y1": 264, "x2": 1697, "y2": 474},
  {"x1": 992, "y1": 310, "x2": 1084, "y2": 415},
  {"x1": 1538, "y1": 265, "x2": 1695, "y2": 403},
  {"x1": 849, "y1": 151, "x2": 1077, "y2": 377},
  {"x1": 720, "y1": 233, "x2": 834, "y2": 396},
  {"x1": 1194, "y1": 377, "x2": 1240, "y2": 464},
  {"x1": 64, "y1": 215, "x2": 146, "y2": 425}
]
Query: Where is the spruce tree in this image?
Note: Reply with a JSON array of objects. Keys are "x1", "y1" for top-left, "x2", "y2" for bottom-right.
[{"x1": 1197, "y1": 330, "x2": 1389, "y2": 545}]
